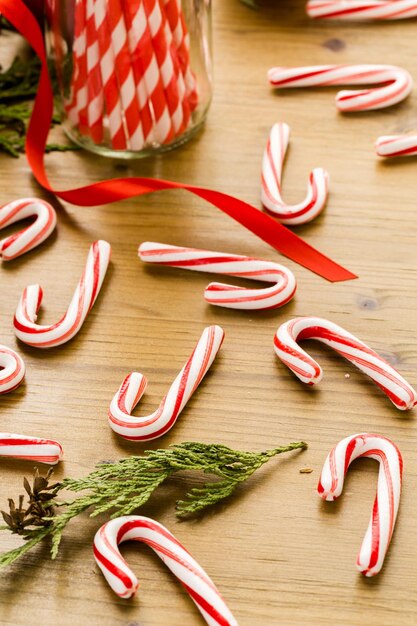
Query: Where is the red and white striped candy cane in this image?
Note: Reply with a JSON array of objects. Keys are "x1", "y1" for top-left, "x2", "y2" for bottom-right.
[
  {"x1": 273, "y1": 316, "x2": 417, "y2": 410},
  {"x1": 376, "y1": 133, "x2": 417, "y2": 157},
  {"x1": 261, "y1": 123, "x2": 329, "y2": 225},
  {"x1": 318, "y1": 433, "x2": 402, "y2": 577},
  {"x1": 14, "y1": 240, "x2": 111, "y2": 348},
  {"x1": 139, "y1": 242, "x2": 296, "y2": 311},
  {"x1": 0, "y1": 345, "x2": 25, "y2": 394},
  {"x1": 122, "y1": 0, "x2": 174, "y2": 144},
  {"x1": 94, "y1": 516, "x2": 238, "y2": 625},
  {"x1": 108, "y1": 325, "x2": 224, "y2": 441},
  {"x1": 93, "y1": 0, "x2": 128, "y2": 149},
  {"x1": 0, "y1": 198, "x2": 56, "y2": 261},
  {"x1": 86, "y1": 0, "x2": 104, "y2": 143},
  {"x1": 268, "y1": 65, "x2": 413, "y2": 112},
  {"x1": 107, "y1": 0, "x2": 145, "y2": 150},
  {"x1": 0, "y1": 433, "x2": 63, "y2": 464},
  {"x1": 307, "y1": 0, "x2": 417, "y2": 20}
]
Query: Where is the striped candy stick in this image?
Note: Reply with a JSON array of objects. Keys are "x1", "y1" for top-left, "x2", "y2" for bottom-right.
[
  {"x1": 139, "y1": 242, "x2": 297, "y2": 310},
  {"x1": 94, "y1": 516, "x2": 239, "y2": 624},
  {"x1": 376, "y1": 134, "x2": 417, "y2": 157},
  {"x1": 307, "y1": 0, "x2": 417, "y2": 20},
  {"x1": 106, "y1": 0, "x2": 145, "y2": 150},
  {"x1": 318, "y1": 433, "x2": 402, "y2": 577},
  {"x1": 0, "y1": 433, "x2": 63, "y2": 464},
  {"x1": 108, "y1": 325, "x2": 224, "y2": 441},
  {"x1": 85, "y1": 0, "x2": 104, "y2": 143},
  {"x1": 261, "y1": 123, "x2": 329, "y2": 225},
  {"x1": 14, "y1": 240, "x2": 111, "y2": 349},
  {"x1": 0, "y1": 345, "x2": 25, "y2": 394},
  {"x1": 268, "y1": 64, "x2": 414, "y2": 112},
  {"x1": 67, "y1": 0, "x2": 89, "y2": 134},
  {"x1": 0, "y1": 198, "x2": 57, "y2": 261},
  {"x1": 94, "y1": 0, "x2": 128, "y2": 149},
  {"x1": 162, "y1": 0, "x2": 199, "y2": 110},
  {"x1": 142, "y1": 0, "x2": 186, "y2": 136},
  {"x1": 273, "y1": 316, "x2": 417, "y2": 410},
  {"x1": 122, "y1": 0, "x2": 174, "y2": 144}
]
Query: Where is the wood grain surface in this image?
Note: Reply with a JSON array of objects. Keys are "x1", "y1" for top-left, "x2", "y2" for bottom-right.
[{"x1": 1, "y1": 1, "x2": 417, "y2": 624}]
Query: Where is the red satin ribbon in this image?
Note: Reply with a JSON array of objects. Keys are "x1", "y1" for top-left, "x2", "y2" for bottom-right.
[{"x1": 0, "y1": 0, "x2": 356, "y2": 282}]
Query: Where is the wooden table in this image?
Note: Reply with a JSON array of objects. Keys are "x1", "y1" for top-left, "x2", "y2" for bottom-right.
[{"x1": 1, "y1": 1, "x2": 417, "y2": 624}]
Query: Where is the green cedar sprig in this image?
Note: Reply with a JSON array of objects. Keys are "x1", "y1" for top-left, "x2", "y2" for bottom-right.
[{"x1": 0, "y1": 440, "x2": 307, "y2": 568}]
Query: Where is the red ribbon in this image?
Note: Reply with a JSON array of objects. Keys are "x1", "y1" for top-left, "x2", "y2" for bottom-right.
[{"x1": 0, "y1": 0, "x2": 356, "y2": 282}]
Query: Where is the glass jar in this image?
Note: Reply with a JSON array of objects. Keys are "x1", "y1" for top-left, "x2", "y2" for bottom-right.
[{"x1": 45, "y1": 0, "x2": 212, "y2": 158}]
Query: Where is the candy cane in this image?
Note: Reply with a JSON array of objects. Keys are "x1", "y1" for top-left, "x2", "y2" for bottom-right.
[
  {"x1": 139, "y1": 242, "x2": 296, "y2": 311},
  {"x1": 268, "y1": 65, "x2": 413, "y2": 112},
  {"x1": 307, "y1": 0, "x2": 417, "y2": 20},
  {"x1": 0, "y1": 433, "x2": 63, "y2": 464},
  {"x1": 0, "y1": 198, "x2": 57, "y2": 261},
  {"x1": 376, "y1": 133, "x2": 417, "y2": 157},
  {"x1": 318, "y1": 433, "x2": 402, "y2": 577},
  {"x1": 261, "y1": 123, "x2": 329, "y2": 225},
  {"x1": 94, "y1": 516, "x2": 238, "y2": 625},
  {"x1": 109, "y1": 325, "x2": 224, "y2": 441},
  {"x1": 0, "y1": 345, "x2": 25, "y2": 394},
  {"x1": 273, "y1": 316, "x2": 417, "y2": 410},
  {"x1": 14, "y1": 240, "x2": 111, "y2": 348}
]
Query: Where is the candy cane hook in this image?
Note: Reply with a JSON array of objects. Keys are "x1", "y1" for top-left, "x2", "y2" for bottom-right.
[
  {"x1": 94, "y1": 516, "x2": 239, "y2": 625},
  {"x1": 0, "y1": 345, "x2": 25, "y2": 394},
  {"x1": 268, "y1": 65, "x2": 413, "y2": 112},
  {"x1": 376, "y1": 134, "x2": 417, "y2": 157},
  {"x1": 0, "y1": 433, "x2": 63, "y2": 464},
  {"x1": 109, "y1": 325, "x2": 224, "y2": 441},
  {"x1": 273, "y1": 316, "x2": 417, "y2": 410},
  {"x1": 307, "y1": 0, "x2": 417, "y2": 21},
  {"x1": 0, "y1": 198, "x2": 57, "y2": 261},
  {"x1": 13, "y1": 240, "x2": 111, "y2": 348},
  {"x1": 261, "y1": 123, "x2": 329, "y2": 225},
  {"x1": 138, "y1": 242, "x2": 296, "y2": 311},
  {"x1": 318, "y1": 433, "x2": 402, "y2": 576}
]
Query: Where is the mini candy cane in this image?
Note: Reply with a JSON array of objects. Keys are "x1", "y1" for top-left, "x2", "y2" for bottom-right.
[
  {"x1": 0, "y1": 345, "x2": 25, "y2": 394},
  {"x1": 0, "y1": 433, "x2": 63, "y2": 464},
  {"x1": 109, "y1": 325, "x2": 224, "y2": 441},
  {"x1": 307, "y1": 0, "x2": 417, "y2": 20},
  {"x1": 0, "y1": 198, "x2": 57, "y2": 261},
  {"x1": 318, "y1": 433, "x2": 402, "y2": 576},
  {"x1": 94, "y1": 516, "x2": 238, "y2": 625},
  {"x1": 139, "y1": 242, "x2": 296, "y2": 310},
  {"x1": 273, "y1": 316, "x2": 417, "y2": 410},
  {"x1": 261, "y1": 123, "x2": 329, "y2": 225},
  {"x1": 268, "y1": 65, "x2": 413, "y2": 112},
  {"x1": 376, "y1": 134, "x2": 417, "y2": 157},
  {"x1": 14, "y1": 240, "x2": 111, "y2": 348}
]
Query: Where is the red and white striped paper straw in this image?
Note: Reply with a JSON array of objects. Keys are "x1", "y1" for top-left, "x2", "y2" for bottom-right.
[
  {"x1": 268, "y1": 64, "x2": 413, "y2": 111},
  {"x1": 139, "y1": 242, "x2": 297, "y2": 310},
  {"x1": 318, "y1": 433, "x2": 402, "y2": 577},
  {"x1": 273, "y1": 316, "x2": 417, "y2": 410},
  {"x1": 0, "y1": 345, "x2": 25, "y2": 394},
  {"x1": 0, "y1": 433, "x2": 63, "y2": 464},
  {"x1": 94, "y1": 516, "x2": 238, "y2": 625},
  {"x1": 14, "y1": 240, "x2": 111, "y2": 348},
  {"x1": 86, "y1": 0, "x2": 104, "y2": 143},
  {"x1": 261, "y1": 123, "x2": 329, "y2": 225},
  {"x1": 307, "y1": 0, "x2": 417, "y2": 20},
  {"x1": 108, "y1": 325, "x2": 224, "y2": 441},
  {"x1": 0, "y1": 198, "x2": 56, "y2": 261},
  {"x1": 67, "y1": 0, "x2": 89, "y2": 134}
]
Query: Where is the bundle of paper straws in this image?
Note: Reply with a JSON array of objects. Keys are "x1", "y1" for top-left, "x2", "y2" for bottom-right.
[{"x1": 57, "y1": 0, "x2": 198, "y2": 150}]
